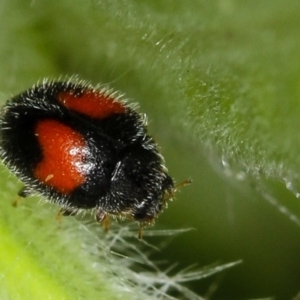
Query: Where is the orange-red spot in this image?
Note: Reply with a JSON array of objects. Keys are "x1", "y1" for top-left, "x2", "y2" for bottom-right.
[
  {"x1": 34, "y1": 119, "x2": 89, "y2": 194},
  {"x1": 58, "y1": 90, "x2": 126, "y2": 119}
]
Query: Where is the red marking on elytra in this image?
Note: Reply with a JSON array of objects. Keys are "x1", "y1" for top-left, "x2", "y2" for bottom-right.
[
  {"x1": 34, "y1": 119, "x2": 88, "y2": 194},
  {"x1": 58, "y1": 90, "x2": 126, "y2": 119}
]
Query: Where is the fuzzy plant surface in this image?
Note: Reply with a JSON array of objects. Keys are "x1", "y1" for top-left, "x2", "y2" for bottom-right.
[{"x1": 0, "y1": 0, "x2": 300, "y2": 299}]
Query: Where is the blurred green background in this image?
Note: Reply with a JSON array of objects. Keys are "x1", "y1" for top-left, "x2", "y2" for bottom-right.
[{"x1": 1, "y1": 0, "x2": 300, "y2": 299}]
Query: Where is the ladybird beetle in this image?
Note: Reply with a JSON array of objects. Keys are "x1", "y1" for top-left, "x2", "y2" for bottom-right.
[{"x1": 0, "y1": 79, "x2": 189, "y2": 237}]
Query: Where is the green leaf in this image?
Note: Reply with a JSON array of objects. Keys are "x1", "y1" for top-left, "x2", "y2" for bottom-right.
[{"x1": 1, "y1": 0, "x2": 300, "y2": 299}]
